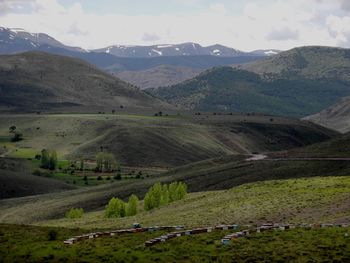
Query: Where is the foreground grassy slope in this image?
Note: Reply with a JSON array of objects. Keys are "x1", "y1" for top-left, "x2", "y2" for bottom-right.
[
  {"x1": 0, "y1": 52, "x2": 168, "y2": 112},
  {"x1": 0, "y1": 113, "x2": 335, "y2": 167},
  {"x1": 0, "y1": 224, "x2": 349, "y2": 263},
  {"x1": 43, "y1": 176, "x2": 350, "y2": 229}
]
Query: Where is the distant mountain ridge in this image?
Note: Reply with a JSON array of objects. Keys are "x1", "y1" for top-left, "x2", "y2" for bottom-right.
[
  {"x1": 0, "y1": 27, "x2": 280, "y2": 58},
  {"x1": 93, "y1": 42, "x2": 280, "y2": 58},
  {"x1": 0, "y1": 27, "x2": 86, "y2": 54},
  {"x1": 0, "y1": 27, "x2": 269, "y2": 73}
]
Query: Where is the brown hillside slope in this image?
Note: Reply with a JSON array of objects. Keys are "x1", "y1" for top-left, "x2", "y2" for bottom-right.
[{"x1": 0, "y1": 52, "x2": 170, "y2": 112}]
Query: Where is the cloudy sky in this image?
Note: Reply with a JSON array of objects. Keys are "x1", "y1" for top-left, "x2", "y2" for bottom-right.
[{"x1": 1, "y1": 0, "x2": 350, "y2": 51}]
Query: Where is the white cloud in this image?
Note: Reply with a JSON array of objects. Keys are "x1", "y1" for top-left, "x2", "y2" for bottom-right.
[
  {"x1": 0, "y1": 0, "x2": 349, "y2": 50},
  {"x1": 266, "y1": 27, "x2": 299, "y2": 41},
  {"x1": 142, "y1": 33, "x2": 161, "y2": 42}
]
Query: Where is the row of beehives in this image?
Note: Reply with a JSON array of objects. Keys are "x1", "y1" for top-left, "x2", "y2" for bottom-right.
[
  {"x1": 145, "y1": 224, "x2": 239, "y2": 247},
  {"x1": 145, "y1": 222, "x2": 349, "y2": 247},
  {"x1": 221, "y1": 223, "x2": 350, "y2": 245},
  {"x1": 63, "y1": 225, "x2": 185, "y2": 245}
]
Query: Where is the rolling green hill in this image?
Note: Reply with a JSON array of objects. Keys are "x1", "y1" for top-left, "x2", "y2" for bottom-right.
[
  {"x1": 242, "y1": 46, "x2": 350, "y2": 81},
  {"x1": 148, "y1": 46, "x2": 350, "y2": 117},
  {"x1": 0, "y1": 52, "x2": 169, "y2": 112},
  {"x1": 0, "y1": 113, "x2": 336, "y2": 167},
  {"x1": 113, "y1": 65, "x2": 203, "y2": 90}
]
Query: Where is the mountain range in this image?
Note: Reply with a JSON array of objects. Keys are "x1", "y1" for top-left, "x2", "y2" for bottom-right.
[{"x1": 0, "y1": 27, "x2": 273, "y2": 88}]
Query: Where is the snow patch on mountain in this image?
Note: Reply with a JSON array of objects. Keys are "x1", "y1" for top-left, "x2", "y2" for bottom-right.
[
  {"x1": 157, "y1": 45, "x2": 173, "y2": 48},
  {"x1": 152, "y1": 49, "x2": 162, "y2": 56},
  {"x1": 264, "y1": 50, "x2": 279, "y2": 55}
]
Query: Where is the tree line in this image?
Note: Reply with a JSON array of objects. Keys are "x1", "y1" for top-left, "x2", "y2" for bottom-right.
[{"x1": 104, "y1": 182, "x2": 187, "y2": 218}]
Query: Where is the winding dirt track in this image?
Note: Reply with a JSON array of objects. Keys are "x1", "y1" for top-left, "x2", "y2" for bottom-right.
[{"x1": 246, "y1": 154, "x2": 350, "y2": 162}]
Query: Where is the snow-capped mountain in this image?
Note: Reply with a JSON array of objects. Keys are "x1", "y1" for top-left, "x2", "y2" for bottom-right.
[
  {"x1": 93, "y1": 43, "x2": 248, "y2": 58},
  {"x1": 250, "y1": 49, "x2": 281, "y2": 56},
  {"x1": 0, "y1": 27, "x2": 86, "y2": 54}
]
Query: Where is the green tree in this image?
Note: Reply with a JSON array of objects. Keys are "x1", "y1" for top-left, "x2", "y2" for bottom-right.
[
  {"x1": 79, "y1": 158, "x2": 84, "y2": 171},
  {"x1": 41, "y1": 149, "x2": 50, "y2": 169},
  {"x1": 65, "y1": 208, "x2": 84, "y2": 219},
  {"x1": 9, "y1": 125, "x2": 16, "y2": 133},
  {"x1": 144, "y1": 182, "x2": 188, "y2": 211},
  {"x1": 105, "y1": 197, "x2": 126, "y2": 218},
  {"x1": 11, "y1": 132, "x2": 23, "y2": 142},
  {"x1": 160, "y1": 184, "x2": 169, "y2": 205},
  {"x1": 96, "y1": 152, "x2": 117, "y2": 172},
  {"x1": 49, "y1": 150, "x2": 58, "y2": 170},
  {"x1": 96, "y1": 152, "x2": 104, "y2": 172},
  {"x1": 126, "y1": 194, "x2": 139, "y2": 216},
  {"x1": 143, "y1": 192, "x2": 153, "y2": 211}
]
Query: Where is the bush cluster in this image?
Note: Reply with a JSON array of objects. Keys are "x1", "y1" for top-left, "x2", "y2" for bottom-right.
[
  {"x1": 105, "y1": 194, "x2": 139, "y2": 218},
  {"x1": 144, "y1": 182, "x2": 187, "y2": 211},
  {"x1": 65, "y1": 208, "x2": 84, "y2": 219}
]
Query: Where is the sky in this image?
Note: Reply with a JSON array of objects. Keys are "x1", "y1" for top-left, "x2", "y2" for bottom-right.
[{"x1": 1, "y1": 0, "x2": 350, "y2": 51}]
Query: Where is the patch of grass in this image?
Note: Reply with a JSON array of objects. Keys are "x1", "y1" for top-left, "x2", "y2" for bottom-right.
[
  {"x1": 10, "y1": 148, "x2": 39, "y2": 159},
  {"x1": 0, "y1": 136, "x2": 11, "y2": 143},
  {"x1": 0, "y1": 224, "x2": 349, "y2": 262},
  {"x1": 49, "y1": 173, "x2": 111, "y2": 187}
]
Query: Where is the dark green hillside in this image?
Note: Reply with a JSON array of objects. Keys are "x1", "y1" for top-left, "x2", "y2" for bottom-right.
[
  {"x1": 285, "y1": 131, "x2": 350, "y2": 158},
  {"x1": 0, "y1": 52, "x2": 169, "y2": 112},
  {"x1": 243, "y1": 46, "x2": 350, "y2": 81},
  {"x1": 148, "y1": 66, "x2": 350, "y2": 117},
  {"x1": 0, "y1": 158, "x2": 75, "y2": 199}
]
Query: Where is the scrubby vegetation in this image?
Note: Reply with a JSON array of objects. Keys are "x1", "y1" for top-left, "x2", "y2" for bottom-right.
[{"x1": 0, "y1": 224, "x2": 349, "y2": 262}]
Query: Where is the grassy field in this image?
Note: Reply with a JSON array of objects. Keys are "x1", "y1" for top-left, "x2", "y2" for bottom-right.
[
  {"x1": 0, "y1": 224, "x2": 349, "y2": 262},
  {"x1": 0, "y1": 113, "x2": 336, "y2": 168},
  {"x1": 41, "y1": 176, "x2": 350, "y2": 229}
]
